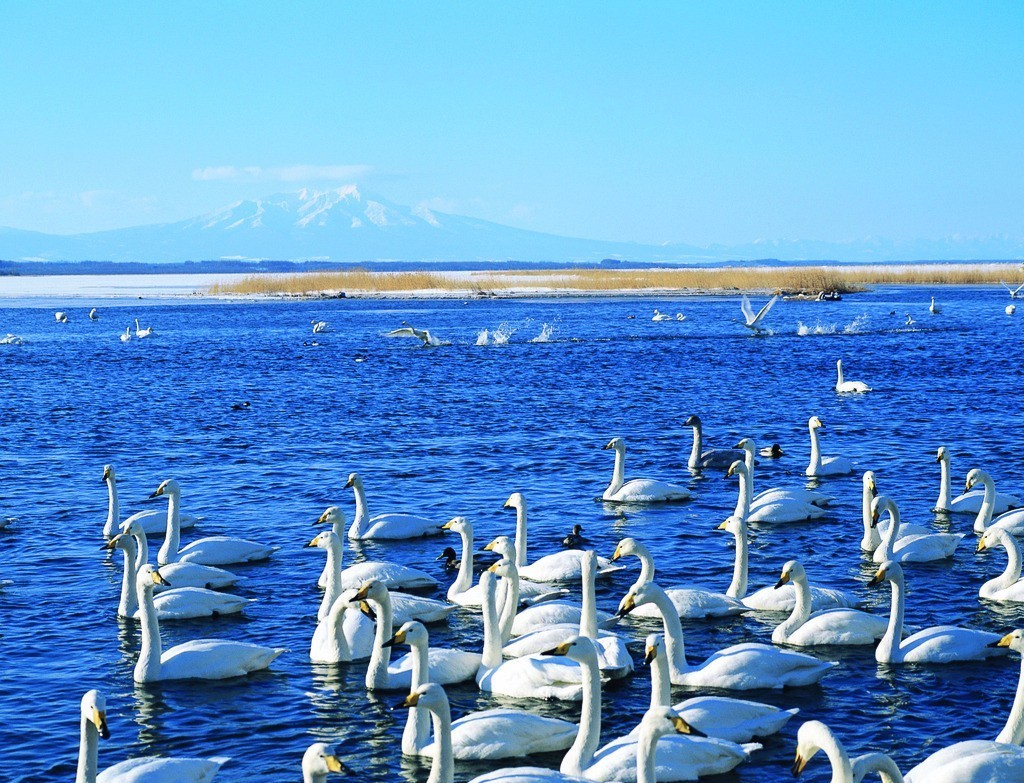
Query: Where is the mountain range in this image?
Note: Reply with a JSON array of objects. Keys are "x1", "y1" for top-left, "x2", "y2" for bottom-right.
[{"x1": 1, "y1": 186, "x2": 1022, "y2": 265}]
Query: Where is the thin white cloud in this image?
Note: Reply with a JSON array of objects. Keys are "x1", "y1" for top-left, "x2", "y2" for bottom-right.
[{"x1": 192, "y1": 164, "x2": 371, "y2": 182}]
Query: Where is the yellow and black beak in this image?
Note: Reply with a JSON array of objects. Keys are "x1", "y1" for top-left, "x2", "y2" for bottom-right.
[
  {"x1": 315, "y1": 510, "x2": 330, "y2": 526},
  {"x1": 611, "y1": 543, "x2": 623, "y2": 562},
  {"x1": 774, "y1": 572, "x2": 790, "y2": 590},
  {"x1": 358, "y1": 601, "x2": 376, "y2": 622},
  {"x1": 540, "y1": 640, "x2": 573, "y2": 657},
  {"x1": 615, "y1": 594, "x2": 637, "y2": 619},
  {"x1": 483, "y1": 539, "x2": 497, "y2": 552},
  {"x1": 977, "y1": 538, "x2": 989, "y2": 554},
  {"x1": 354, "y1": 583, "x2": 372, "y2": 600},
  {"x1": 990, "y1": 632, "x2": 1015, "y2": 648},
  {"x1": 324, "y1": 754, "x2": 346, "y2": 773},
  {"x1": 644, "y1": 645, "x2": 657, "y2": 665},
  {"x1": 791, "y1": 750, "x2": 808, "y2": 777},
  {"x1": 393, "y1": 691, "x2": 420, "y2": 710},
  {"x1": 726, "y1": 463, "x2": 736, "y2": 477},
  {"x1": 671, "y1": 715, "x2": 705, "y2": 737},
  {"x1": 867, "y1": 567, "x2": 886, "y2": 587},
  {"x1": 152, "y1": 570, "x2": 171, "y2": 587},
  {"x1": 383, "y1": 629, "x2": 407, "y2": 648},
  {"x1": 93, "y1": 708, "x2": 110, "y2": 740},
  {"x1": 344, "y1": 477, "x2": 355, "y2": 489},
  {"x1": 870, "y1": 508, "x2": 880, "y2": 527},
  {"x1": 148, "y1": 486, "x2": 163, "y2": 499},
  {"x1": 441, "y1": 519, "x2": 456, "y2": 530},
  {"x1": 486, "y1": 562, "x2": 502, "y2": 574},
  {"x1": 716, "y1": 518, "x2": 730, "y2": 531}
]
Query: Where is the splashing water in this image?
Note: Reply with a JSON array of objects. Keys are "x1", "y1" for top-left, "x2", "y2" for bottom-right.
[
  {"x1": 492, "y1": 323, "x2": 515, "y2": 345},
  {"x1": 530, "y1": 323, "x2": 555, "y2": 343},
  {"x1": 796, "y1": 321, "x2": 837, "y2": 336},
  {"x1": 843, "y1": 314, "x2": 869, "y2": 334},
  {"x1": 475, "y1": 329, "x2": 489, "y2": 346}
]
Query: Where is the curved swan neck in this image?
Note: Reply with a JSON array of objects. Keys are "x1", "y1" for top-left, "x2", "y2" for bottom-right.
[
  {"x1": 323, "y1": 599, "x2": 352, "y2": 661},
  {"x1": 135, "y1": 581, "x2": 162, "y2": 682},
  {"x1": 986, "y1": 531, "x2": 1024, "y2": 596},
  {"x1": 606, "y1": 445, "x2": 626, "y2": 498},
  {"x1": 975, "y1": 473, "x2": 995, "y2": 533},
  {"x1": 130, "y1": 527, "x2": 149, "y2": 567},
  {"x1": 936, "y1": 452, "x2": 952, "y2": 510},
  {"x1": 348, "y1": 480, "x2": 369, "y2": 538},
  {"x1": 774, "y1": 572, "x2": 812, "y2": 643},
  {"x1": 365, "y1": 590, "x2": 394, "y2": 690},
  {"x1": 402, "y1": 639, "x2": 431, "y2": 756},
  {"x1": 480, "y1": 574, "x2": 503, "y2": 668},
  {"x1": 650, "y1": 645, "x2": 671, "y2": 710},
  {"x1": 426, "y1": 699, "x2": 454, "y2": 783},
  {"x1": 103, "y1": 475, "x2": 118, "y2": 538},
  {"x1": 877, "y1": 571, "x2": 906, "y2": 663},
  {"x1": 647, "y1": 586, "x2": 689, "y2": 679},
  {"x1": 726, "y1": 518, "x2": 749, "y2": 599},
  {"x1": 117, "y1": 539, "x2": 139, "y2": 618},
  {"x1": 812, "y1": 723, "x2": 855, "y2": 783},
  {"x1": 156, "y1": 488, "x2": 181, "y2": 566},
  {"x1": 996, "y1": 646, "x2": 1024, "y2": 744},
  {"x1": 688, "y1": 422, "x2": 702, "y2": 470},
  {"x1": 559, "y1": 649, "x2": 601, "y2": 777},
  {"x1": 807, "y1": 422, "x2": 822, "y2": 475},
  {"x1": 854, "y1": 753, "x2": 905, "y2": 783},
  {"x1": 513, "y1": 501, "x2": 528, "y2": 567},
  {"x1": 630, "y1": 542, "x2": 656, "y2": 592},
  {"x1": 635, "y1": 720, "x2": 667, "y2": 783},
  {"x1": 732, "y1": 463, "x2": 751, "y2": 520},
  {"x1": 447, "y1": 527, "x2": 474, "y2": 601},
  {"x1": 497, "y1": 563, "x2": 520, "y2": 643},
  {"x1": 76, "y1": 713, "x2": 99, "y2": 783},
  {"x1": 877, "y1": 505, "x2": 899, "y2": 561},
  {"x1": 319, "y1": 534, "x2": 342, "y2": 620},
  {"x1": 580, "y1": 552, "x2": 598, "y2": 638}
]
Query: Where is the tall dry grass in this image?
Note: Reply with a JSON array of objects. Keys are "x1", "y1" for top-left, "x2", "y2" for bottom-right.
[{"x1": 208, "y1": 264, "x2": 1024, "y2": 297}]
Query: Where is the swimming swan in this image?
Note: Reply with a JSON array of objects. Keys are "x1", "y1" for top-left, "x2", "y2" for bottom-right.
[
  {"x1": 105, "y1": 533, "x2": 252, "y2": 620},
  {"x1": 929, "y1": 296, "x2": 942, "y2": 315},
  {"x1": 859, "y1": 472, "x2": 933, "y2": 552},
  {"x1": 867, "y1": 560, "x2": 1007, "y2": 664},
  {"x1": 870, "y1": 495, "x2": 963, "y2": 563},
  {"x1": 683, "y1": 415, "x2": 745, "y2": 472},
  {"x1": 120, "y1": 518, "x2": 241, "y2": 592},
  {"x1": 75, "y1": 689, "x2": 228, "y2": 783},
  {"x1": 133, "y1": 564, "x2": 285, "y2": 682},
  {"x1": 771, "y1": 561, "x2": 887, "y2": 646},
  {"x1": 302, "y1": 743, "x2": 347, "y2": 783},
  {"x1": 119, "y1": 327, "x2": 131, "y2": 342},
  {"x1": 638, "y1": 633, "x2": 797, "y2": 743},
  {"x1": 835, "y1": 360, "x2": 871, "y2": 393},
  {"x1": 102, "y1": 464, "x2": 197, "y2": 538},
  {"x1": 344, "y1": 472, "x2": 442, "y2": 540},
  {"x1": 791, "y1": 720, "x2": 887, "y2": 783},
  {"x1": 309, "y1": 587, "x2": 373, "y2": 663},
  {"x1": 934, "y1": 448, "x2": 1019, "y2": 515},
  {"x1": 151, "y1": 479, "x2": 279, "y2": 566},
  {"x1": 610, "y1": 537, "x2": 746, "y2": 619},
  {"x1": 976, "y1": 529, "x2": 1024, "y2": 602},
  {"x1": 601, "y1": 438, "x2": 691, "y2": 502},
  {"x1": 616, "y1": 582, "x2": 836, "y2": 689},
  {"x1": 652, "y1": 309, "x2": 673, "y2": 321},
  {"x1": 735, "y1": 439, "x2": 834, "y2": 514},
  {"x1": 964, "y1": 468, "x2": 1024, "y2": 532},
  {"x1": 805, "y1": 416, "x2": 853, "y2": 477},
  {"x1": 730, "y1": 458, "x2": 826, "y2": 525}
]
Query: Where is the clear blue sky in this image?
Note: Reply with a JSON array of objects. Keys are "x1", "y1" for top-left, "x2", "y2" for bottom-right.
[{"x1": 1, "y1": 2, "x2": 1021, "y2": 245}]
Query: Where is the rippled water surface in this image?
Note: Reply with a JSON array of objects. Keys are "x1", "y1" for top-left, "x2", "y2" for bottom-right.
[{"x1": 2, "y1": 287, "x2": 1024, "y2": 782}]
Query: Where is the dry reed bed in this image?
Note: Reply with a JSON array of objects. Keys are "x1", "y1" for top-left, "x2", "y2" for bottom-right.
[{"x1": 209, "y1": 264, "x2": 1024, "y2": 297}]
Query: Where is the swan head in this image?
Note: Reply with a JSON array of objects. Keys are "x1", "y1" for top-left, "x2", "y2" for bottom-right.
[
  {"x1": 726, "y1": 460, "x2": 748, "y2": 479},
  {"x1": 808, "y1": 416, "x2": 824, "y2": 431},
  {"x1": 611, "y1": 537, "x2": 641, "y2": 561},
  {"x1": 867, "y1": 560, "x2": 902, "y2": 588},
  {"x1": 136, "y1": 563, "x2": 171, "y2": 592},
  {"x1": 353, "y1": 580, "x2": 387, "y2": 603},
  {"x1": 965, "y1": 468, "x2": 991, "y2": 492},
  {"x1": 502, "y1": 492, "x2": 525, "y2": 510},
  {"x1": 640, "y1": 706, "x2": 706, "y2": 739},
  {"x1": 306, "y1": 530, "x2": 337, "y2": 550},
  {"x1": 385, "y1": 620, "x2": 428, "y2": 649},
  {"x1": 792, "y1": 720, "x2": 836, "y2": 777},
  {"x1": 735, "y1": 437, "x2": 755, "y2": 454},
  {"x1": 487, "y1": 559, "x2": 517, "y2": 580},
  {"x1": 869, "y1": 495, "x2": 894, "y2": 527},
  {"x1": 616, "y1": 582, "x2": 664, "y2": 617},
  {"x1": 343, "y1": 472, "x2": 362, "y2": 490},
  {"x1": 149, "y1": 479, "x2": 180, "y2": 499},
  {"x1": 977, "y1": 527, "x2": 1008, "y2": 553},
  {"x1": 103, "y1": 532, "x2": 135, "y2": 554},
  {"x1": 395, "y1": 682, "x2": 449, "y2": 714},
  {"x1": 602, "y1": 437, "x2": 625, "y2": 452},
  {"x1": 991, "y1": 629, "x2": 1024, "y2": 653},
  {"x1": 862, "y1": 471, "x2": 877, "y2": 495},
  {"x1": 102, "y1": 464, "x2": 115, "y2": 483},
  {"x1": 301, "y1": 743, "x2": 347, "y2": 776},
  {"x1": 441, "y1": 516, "x2": 470, "y2": 535},
  {"x1": 317, "y1": 506, "x2": 345, "y2": 527},
  {"x1": 539, "y1": 635, "x2": 600, "y2": 668},
  {"x1": 484, "y1": 535, "x2": 516, "y2": 560},
  {"x1": 935, "y1": 445, "x2": 949, "y2": 463},
  {"x1": 80, "y1": 690, "x2": 110, "y2": 739},
  {"x1": 776, "y1": 560, "x2": 805, "y2": 589},
  {"x1": 644, "y1": 633, "x2": 664, "y2": 665},
  {"x1": 717, "y1": 515, "x2": 743, "y2": 535},
  {"x1": 683, "y1": 414, "x2": 701, "y2": 429},
  {"x1": 120, "y1": 518, "x2": 144, "y2": 537}
]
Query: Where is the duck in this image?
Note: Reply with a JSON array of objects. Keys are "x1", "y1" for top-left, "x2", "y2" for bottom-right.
[
  {"x1": 563, "y1": 524, "x2": 587, "y2": 548},
  {"x1": 119, "y1": 518, "x2": 241, "y2": 592},
  {"x1": 616, "y1": 581, "x2": 836, "y2": 688},
  {"x1": 759, "y1": 443, "x2": 784, "y2": 459},
  {"x1": 437, "y1": 546, "x2": 460, "y2": 572},
  {"x1": 343, "y1": 472, "x2": 442, "y2": 540},
  {"x1": 610, "y1": 537, "x2": 746, "y2": 619},
  {"x1": 133, "y1": 564, "x2": 285, "y2": 682},
  {"x1": 964, "y1": 468, "x2": 1023, "y2": 532},
  {"x1": 834, "y1": 359, "x2": 871, "y2": 393},
  {"x1": 637, "y1": 633, "x2": 798, "y2": 743},
  {"x1": 504, "y1": 493, "x2": 623, "y2": 581},
  {"x1": 600, "y1": 438, "x2": 691, "y2": 503},
  {"x1": 805, "y1": 416, "x2": 853, "y2": 477},
  {"x1": 134, "y1": 318, "x2": 154, "y2": 338},
  {"x1": 730, "y1": 458, "x2": 826, "y2": 525},
  {"x1": 869, "y1": 495, "x2": 962, "y2": 563},
  {"x1": 104, "y1": 532, "x2": 252, "y2": 620},
  {"x1": 301, "y1": 743, "x2": 347, "y2": 782},
  {"x1": 735, "y1": 439, "x2": 834, "y2": 513},
  {"x1": 355, "y1": 581, "x2": 481, "y2": 690},
  {"x1": 683, "y1": 414, "x2": 746, "y2": 472},
  {"x1": 867, "y1": 560, "x2": 1007, "y2": 664},
  {"x1": 101, "y1": 464, "x2": 198, "y2": 538},
  {"x1": 771, "y1": 561, "x2": 887, "y2": 646},
  {"x1": 976, "y1": 528, "x2": 1024, "y2": 602},
  {"x1": 75, "y1": 689, "x2": 228, "y2": 783},
  {"x1": 859, "y1": 472, "x2": 933, "y2": 553},
  {"x1": 934, "y1": 448, "x2": 1019, "y2": 515}
]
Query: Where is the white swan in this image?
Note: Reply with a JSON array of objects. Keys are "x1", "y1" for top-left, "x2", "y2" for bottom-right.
[
  {"x1": 868, "y1": 560, "x2": 1007, "y2": 664},
  {"x1": 105, "y1": 533, "x2": 252, "y2": 620},
  {"x1": 55, "y1": 311, "x2": 68, "y2": 323},
  {"x1": 501, "y1": 550, "x2": 634, "y2": 679},
  {"x1": 1002, "y1": 281, "x2": 1024, "y2": 299},
  {"x1": 859, "y1": 471, "x2": 933, "y2": 552},
  {"x1": 835, "y1": 360, "x2": 871, "y2": 393},
  {"x1": 870, "y1": 495, "x2": 962, "y2": 563},
  {"x1": 474, "y1": 569, "x2": 585, "y2": 700},
  {"x1": 343, "y1": 472, "x2": 442, "y2": 540},
  {"x1": 313, "y1": 508, "x2": 439, "y2": 590},
  {"x1": 965, "y1": 468, "x2": 1023, "y2": 532},
  {"x1": 134, "y1": 564, "x2": 285, "y2": 682},
  {"x1": 89, "y1": 307, "x2": 99, "y2": 320},
  {"x1": 652, "y1": 309, "x2": 673, "y2": 321},
  {"x1": 302, "y1": 743, "x2": 347, "y2": 782},
  {"x1": 152, "y1": 479, "x2": 279, "y2": 566},
  {"x1": 929, "y1": 296, "x2": 942, "y2": 315},
  {"x1": 977, "y1": 529, "x2": 1024, "y2": 602},
  {"x1": 309, "y1": 588, "x2": 373, "y2": 663},
  {"x1": 791, "y1": 720, "x2": 876, "y2": 782},
  {"x1": 387, "y1": 323, "x2": 443, "y2": 346},
  {"x1": 740, "y1": 294, "x2": 778, "y2": 334},
  {"x1": 617, "y1": 582, "x2": 836, "y2": 688},
  {"x1": 1008, "y1": 304, "x2": 1017, "y2": 315},
  {"x1": 134, "y1": 318, "x2": 154, "y2": 338},
  {"x1": 119, "y1": 327, "x2": 131, "y2": 343},
  {"x1": 310, "y1": 319, "x2": 330, "y2": 334},
  {"x1": 356, "y1": 580, "x2": 481, "y2": 690},
  {"x1": 75, "y1": 690, "x2": 228, "y2": 783},
  {"x1": 731, "y1": 458, "x2": 826, "y2": 524},
  {"x1": 637, "y1": 633, "x2": 797, "y2": 743},
  {"x1": 102, "y1": 464, "x2": 198, "y2": 538},
  {"x1": 610, "y1": 537, "x2": 746, "y2": 619},
  {"x1": 935, "y1": 448, "x2": 1019, "y2": 515},
  {"x1": 735, "y1": 439, "x2": 834, "y2": 513},
  {"x1": 120, "y1": 518, "x2": 241, "y2": 591},
  {"x1": 683, "y1": 415, "x2": 745, "y2": 472},
  {"x1": 600, "y1": 438, "x2": 691, "y2": 502},
  {"x1": 771, "y1": 561, "x2": 887, "y2": 646},
  {"x1": 806, "y1": 416, "x2": 853, "y2": 477},
  {"x1": 504, "y1": 493, "x2": 623, "y2": 581}
]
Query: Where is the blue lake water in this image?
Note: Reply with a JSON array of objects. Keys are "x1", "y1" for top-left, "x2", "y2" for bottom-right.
[{"x1": 1, "y1": 286, "x2": 1023, "y2": 782}]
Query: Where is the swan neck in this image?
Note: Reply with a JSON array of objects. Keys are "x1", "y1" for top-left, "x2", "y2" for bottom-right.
[
  {"x1": 975, "y1": 474, "x2": 995, "y2": 533},
  {"x1": 651, "y1": 587, "x2": 689, "y2": 679},
  {"x1": 726, "y1": 519, "x2": 749, "y2": 599},
  {"x1": 996, "y1": 647, "x2": 1024, "y2": 744},
  {"x1": 426, "y1": 700, "x2": 454, "y2": 783},
  {"x1": 156, "y1": 491, "x2": 180, "y2": 566},
  {"x1": 744, "y1": 447, "x2": 755, "y2": 492},
  {"x1": 807, "y1": 424, "x2": 822, "y2": 475},
  {"x1": 775, "y1": 573, "x2": 812, "y2": 643},
  {"x1": 635, "y1": 723, "x2": 662, "y2": 783},
  {"x1": 605, "y1": 446, "x2": 626, "y2": 498},
  {"x1": 837, "y1": 362, "x2": 845, "y2": 385},
  {"x1": 319, "y1": 536, "x2": 342, "y2": 620},
  {"x1": 118, "y1": 540, "x2": 139, "y2": 618},
  {"x1": 688, "y1": 424, "x2": 702, "y2": 470},
  {"x1": 323, "y1": 600, "x2": 352, "y2": 661},
  {"x1": 936, "y1": 454, "x2": 951, "y2": 509},
  {"x1": 816, "y1": 725, "x2": 855, "y2": 783},
  {"x1": 631, "y1": 544, "x2": 655, "y2": 594},
  {"x1": 497, "y1": 565, "x2": 520, "y2": 643},
  {"x1": 877, "y1": 506, "x2": 899, "y2": 561},
  {"x1": 135, "y1": 583, "x2": 162, "y2": 682},
  {"x1": 514, "y1": 503, "x2": 528, "y2": 567},
  {"x1": 877, "y1": 574, "x2": 905, "y2": 663},
  {"x1": 862, "y1": 482, "x2": 880, "y2": 550},
  {"x1": 132, "y1": 528, "x2": 149, "y2": 566},
  {"x1": 447, "y1": 527, "x2": 474, "y2": 601},
  {"x1": 650, "y1": 647, "x2": 671, "y2": 709},
  {"x1": 559, "y1": 652, "x2": 601, "y2": 776},
  {"x1": 480, "y1": 576, "x2": 503, "y2": 668},
  {"x1": 580, "y1": 554, "x2": 598, "y2": 638},
  {"x1": 733, "y1": 464, "x2": 751, "y2": 520},
  {"x1": 103, "y1": 476, "x2": 118, "y2": 538},
  {"x1": 402, "y1": 640, "x2": 431, "y2": 755},
  {"x1": 76, "y1": 714, "x2": 98, "y2": 783},
  {"x1": 365, "y1": 591, "x2": 394, "y2": 690},
  {"x1": 349, "y1": 482, "x2": 369, "y2": 538}
]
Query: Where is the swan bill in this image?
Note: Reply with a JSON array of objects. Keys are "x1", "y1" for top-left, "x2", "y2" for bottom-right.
[
  {"x1": 315, "y1": 509, "x2": 331, "y2": 525},
  {"x1": 774, "y1": 573, "x2": 790, "y2": 589},
  {"x1": 716, "y1": 518, "x2": 731, "y2": 530},
  {"x1": 671, "y1": 714, "x2": 706, "y2": 737},
  {"x1": 354, "y1": 582, "x2": 373, "y2": 600},
  {"x1": 324, "y1": 754, "x2": 346, "y2": 773},
  {"x1": 867, "y1": 566, "x2": 887, "y2": 587},
  {"x1": 92, "y1": 707, "x2": 110, "y2": 739},
  {"x1": 791, "y1": 750, "x2": 808, "y2": 776},
  {"x1": 384, "y1": 629, "x2": 407, "y2": 648},
  {"x1": 540, "y1": 640, "x2": 574, "y2": 656},
  {"x1": 644, "y1": 644, "x2": 658, "y2": 664},
  {"x1": 611, "y1": 542, "x2": 624, "y2": 561},
  {"x1": 152, "y1": 569, "x2": 171, "y2": 587},
  {"x1": 305, "y1": 535, "x2": 320, "y2": 547},
  {"x1": 615, "y1": 593, "x2": 637, "y2": 618},
  {"x1": 977, "y1": 538, "x2": 990, "y2": 553},
  {"x1": 990, "y1": 632, "x2": 1016, "y2": 648},
  {"x1": 393, "y1": 691, "x2": 420, "y2": 710}
]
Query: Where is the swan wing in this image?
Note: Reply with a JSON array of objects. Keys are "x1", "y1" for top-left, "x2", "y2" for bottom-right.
[
  {"x1": 146, "y1": 587, "x2": 252, "y2": 620},
  {"x1": 430, "y1": 708, "x2": 577, "y2": 760},
  {"x1": 682, "y1": 643, "x2": 834, "y2": 689},
  {"x1": 155, "y1": 562, "x2": 240, "y2": 591},
  {"x1": 900, "y1": 626, "x2": 1006, "y2": 663},
  {"x1": 386, "y1": 326, "x2": 419, "y2": 338},
  {"x1": 990, "y1": 508, "x2": 1024, "y2": 536},
  {"x1": 625, "y1": 587, "x2": 746, "y2": 619},
  {"x1": 740, "y1": 295, "x2": 756, "y2": 324},
  {"x1": 159, "y1": 639, "x2": 285, "y2": 680},
  {"x1": 748, "y1": 499, "x2": 827, "y2": 523},
  {"x1": 341, "y1": 561, "x2": 438, "y2": 591},
  {"x1": 387, "y1": 647, "x2": 483, "y2": 688},
  {"x1": 743, "y1": 584, "x2": 857, "y2": 612},
  {"x1": 468, "y1": 768, "x2": 590, "y2": 783},
  {"x1": 905, "y1": 741, "x2": 1024, "y2": 783},
  {"x1": 358, "y1": 513, "x2": 442, "y2": 540},
  {"x1": 783, "y1": 608, "x2": 888, "y2": 646},
  {"x1": 589, "y1": 734, "x2": 758, "y2": 782},
  {"x1": 891, "y1": 532, "x2": 963, "y2": 562},
  {"x1": 672, "y1": 696, "x2": 798, "y2": 743},
  {"x1": 176, "y1": 536, "x2": 278, "y2": 565},
  {"x1": 476, "y1": 655, "x2": 585, "y2": 700},
  {"x1": 389, "y1": 592, "x2": 457, "y2": 624},
  {"x1": 97, "y1": 756, "x2": 228, "y2": 783},
  {"x1": 604, "y1": 478, "x2": 691, "y2": 503},
  {"x1": 752, "y1": 295, "x2": 779, "y2": 325}
]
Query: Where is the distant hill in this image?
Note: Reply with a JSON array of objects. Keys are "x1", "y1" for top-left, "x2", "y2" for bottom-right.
[{"x1": 1, "y1": 186, "x2": 1022, "y2": 264}]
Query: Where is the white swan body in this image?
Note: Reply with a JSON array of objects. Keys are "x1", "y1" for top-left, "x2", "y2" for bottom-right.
[
  {"x1": 868, "y1": 560, "x2": 1007, "y2": 664},
  {"x1": 965, "y1": 468, "x2": 1023, "y2": 532},
  {"x1": 309, "y1": 589, "x2": 373, "y2": 663},
  {"x1": 119, "y1": 327, "x2": 131, "y2": 343},
  {"x1": 504, "y1": 495, "x2": 623, "y2": 581},
  {"x1": 859, "y1": 472, "x2": 933, "y2": 552},
  {"x1": 102, "y1": 464, "x2": 197, "y2": 538},
  {"x1": 806, "y1": 416, "x2": 853, "y2": 477},
  {"x1": 771, "y1": 561, "x2": 887, "y2": 646},
  {"x1": 683, "y1": 415, "x2": 745, "y2": 472},
  {"x1": 652, "y1": 309, "x2": 672, "y2": 321},
  {"x1": 611, "y1": 537, "x2": 746, "y2": 619},
  {"x1": 835, "y1": 359, "x2": 871, "y2": 393},
  {"x1": 133, "y1": 565, "x2": 285, "y2": 682},
  {"x1": 356, "y1": 581, "x2": 481, "y2": 690},
  {"x1": 121, "y1": 519, "x2": 241, "y2": 592},
  {"x1": 977, "y1": 529, "x2": 1024, "y2": 602},
  {"x1": 134, "y1": 318, "x2": 154, "y2": 338},
  {"x1": 730, "y1": 454, "x2": 826, "y2": 524},
  {"x1": 935, "y1": 448, "x2": 1019, "y2": 515},
  {"x1": 601, "y1": 438, "x2": 691, "y2": 502},
  {"x1": 735, "y1": 439, "x2": 834, "y2": 513},
  {"x1": 151, "y1": 479, "x2": 278, "y2": 566},
  {"x1": 106, "y1": 533, "x2": 251, "y2": 620},
  {"x1": 870, "y1": 495, "x2": 962, "y2": 563},
  {"x1": 618, "y1": 582, "x2": 835, "y2": 689},
  {"x1": 344, "y1": 472, "x2": 442, "y2": 540},
  {"x1": 55, "y1": 311, "x2": 68, "y2": 323},
  {"x1": 77, "y1": 690, "x2": 227, "y2": 783},
  {"x1": 637, "y1": 633, "x2": 798, "y2": 743}
]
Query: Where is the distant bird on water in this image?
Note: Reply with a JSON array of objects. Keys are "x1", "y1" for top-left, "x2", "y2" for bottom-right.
[
  {"x1": 119, "y1": 327, "x2": 132, "y2": 343},
  {"x1": 905, "y1": 313, "x2": 915, "y2": 326},
  {"x1": 231, "y1": 401, "x2": 251, "y2": 412},
  {"x1": 387, "y1": 322, "x2": 442, "y2": 346},
  {"x1": 651, "y1": 309, "x2": 673, "y2": 321},
  {"x1": 55, "y1": 311, "x2": 68, "y2": 323},
  {"x1": 1008, "y1": 305, "x2": 1017, "y2": 316},
  {"x1": 89, "y1": 308, "x2": 99, "y2": 320},
  {"x1": 311, "y1": 319, "x2": 330, "y2": 333},
  {"x1": 740, "y1": 294, "x2": 779, "y2": 334},
  {"x1": 1001, "y1": 281, "x2": 1024, "y2": 299},
  {"x1": 134, "y1": 318, "x2": 154, "y2": 338},
  {"x1": 929, "y1": 297, "x2": 942, "y2": 315},
  {"x1": 562, "y1": 524, "x2": 587, "y2": 549}
]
